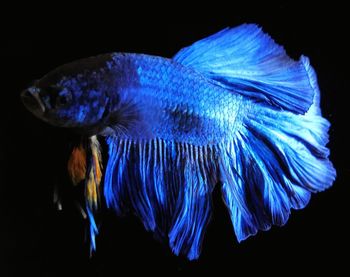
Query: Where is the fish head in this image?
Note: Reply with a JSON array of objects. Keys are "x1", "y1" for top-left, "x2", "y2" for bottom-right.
[{"x1": 21, "y1": 55, "x2": 116, "y2": 132}]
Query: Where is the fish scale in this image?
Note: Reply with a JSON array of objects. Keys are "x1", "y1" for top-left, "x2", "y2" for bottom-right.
[{"x1": 119, "y1": 53, "x2": 245, "y2": 145}]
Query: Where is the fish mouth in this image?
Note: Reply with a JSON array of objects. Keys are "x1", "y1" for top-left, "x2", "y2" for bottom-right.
[{"x1": 21, "y1": 87, "x2": 46, "y2": 115}]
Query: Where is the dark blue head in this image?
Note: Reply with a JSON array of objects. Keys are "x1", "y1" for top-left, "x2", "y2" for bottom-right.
[{"x1": 21, "y1": 54, "x2": 118, "y2": 132}]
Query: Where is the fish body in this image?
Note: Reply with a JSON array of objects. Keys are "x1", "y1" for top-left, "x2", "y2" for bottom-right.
[
  {"x1": 21, "y1": 24, "x2": 336, "y2": 260},
  {"x1": 109, "y1": 53, "x2": 245, "y2": 144},
  {"x1": 28, "y1": 53, "x2": 244, "y2": 144}
]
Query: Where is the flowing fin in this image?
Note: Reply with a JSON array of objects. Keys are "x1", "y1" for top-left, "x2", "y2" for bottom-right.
[
  {"x1": 219, "y1": 86, "x2": 336, "y2": 241},
  {"x1": 87, "y1": 204, "x2": 98, "y2": 253},
  {"x1": 173, "y1": 24, "x2": 335, "y2": 241},
  {"x1": 174, "y1": 24, "x2": 316, "y2": 114},
  {"x1": 67, "y1": 144, "x2": 87, "y2": 185},
  {"x1": 86, "y1": 136, "x2": 103, "y2": 209},
  {"x1": 104, "y1": 138, "x2": 218, "y2": 260},
  {"x1": 85, "y1": 135, "x2": 103, "y2": 252}
]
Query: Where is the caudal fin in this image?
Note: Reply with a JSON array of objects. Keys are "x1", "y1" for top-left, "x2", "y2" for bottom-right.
[
  {"x1": 174, "y1": 24, "x2": 336, "y2": 242},
  {"x1": 219, "y1": 99, "x2": 335, "y2": 241}
]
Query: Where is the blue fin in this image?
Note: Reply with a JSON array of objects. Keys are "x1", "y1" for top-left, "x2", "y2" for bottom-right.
[
  {"x1": 219, "y1": 78, "x2": 336, "y2": 241},
  {"x1": 102, "y1": 86, "x2": 335, "y2": 256},
  {"x1": 104, "y1": 138, "x2": 217, "y2": 260},
  {"x1": 174, "y1": 24, "x2": 316, "y2": 114},
  {"x1": 86, "y1": 204, "x2": 98, "y2": 253}
]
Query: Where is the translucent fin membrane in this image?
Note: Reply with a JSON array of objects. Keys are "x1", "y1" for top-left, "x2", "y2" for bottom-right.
[
  {"x1": 85, "y1": 136, "x2": 103, "y2": 252},
  {"x1": 220, "y1": 104, "x2": 335, "y2": 241},
  {"x1": 174, "y1": 24, "x2": 317, "y2": 114},
  {"x1": 104, "y1": 138, "x2": 218, "y2": 259}
]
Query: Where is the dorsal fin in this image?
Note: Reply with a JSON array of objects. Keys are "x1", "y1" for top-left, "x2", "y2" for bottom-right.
[{"x1": 173, "y1": 24, "x2": 316, "y2": 114}]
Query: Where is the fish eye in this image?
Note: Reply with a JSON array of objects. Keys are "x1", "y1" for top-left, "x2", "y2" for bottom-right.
[
  {"x1": 56, "y1": 90, "x2": 72, "y2": 107},
  {"x1": 41, "y1": 86, "x2": 72, "y2": 109}
]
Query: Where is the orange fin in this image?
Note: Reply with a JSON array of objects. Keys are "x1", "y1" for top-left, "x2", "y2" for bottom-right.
[
  {"x1": 86, "y1": 136, "x2": 103, "y2": 209},
  {"x1": 87, "y1": 167, "x2": 98, "y2": 208},
  {"x1": 68, "y1": 144, "x2": 87, "y2": 185},
  {"x1": 91, "y1": 136, "x2": 103, "y2": 185}
]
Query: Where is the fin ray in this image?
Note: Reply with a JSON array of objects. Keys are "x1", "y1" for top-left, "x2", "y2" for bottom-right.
[
  {"x1": 174, "y1": 24, "x2": 316, "y2": 114},
  {"x1": 220, "y1": 98, "x2": 335, "y2": 241},
  {"x1": 104, "y1": 138, "x2": 217, "y2": 259}
]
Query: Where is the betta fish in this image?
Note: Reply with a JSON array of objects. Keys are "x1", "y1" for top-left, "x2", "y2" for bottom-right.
[{"x1": 21, "y1": 24, "x2": 336, "y2": 260}]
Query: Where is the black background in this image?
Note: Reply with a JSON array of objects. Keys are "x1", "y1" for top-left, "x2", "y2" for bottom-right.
[{"x1": 1, "y1": 4, "x2": 349, "y2": 276}]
